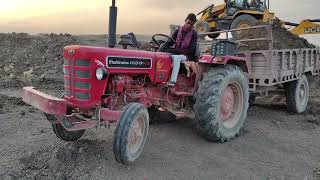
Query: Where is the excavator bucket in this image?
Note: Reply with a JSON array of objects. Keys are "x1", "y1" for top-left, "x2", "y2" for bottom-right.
[{"x1": 286, "y1": 19, "x2": 320, "y2": 35}]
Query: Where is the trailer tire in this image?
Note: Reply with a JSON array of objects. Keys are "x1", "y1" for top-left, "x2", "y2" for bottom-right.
[
  {"x1": 113, "y1": 103, "x2": 149, "y2": 165},
  {"x1": 285, "y1": 74, "x2": 309, "y2": 114},
  {"x1": 52, "y1": 123, "x2": 85, "y2": 142},
  {"x1": 249, "y1": 94, "x2": 256, "y2": 106},
  {"x1": 194, "y1": 65, "x2": 249, "y2": 142}
]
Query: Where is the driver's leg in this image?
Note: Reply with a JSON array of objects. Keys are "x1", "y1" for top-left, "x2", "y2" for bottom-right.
[{"x1": 168, "y1": 55, "x2": 187, "y2": 86}]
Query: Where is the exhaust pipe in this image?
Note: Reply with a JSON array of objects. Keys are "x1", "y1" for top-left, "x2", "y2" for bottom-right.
[{"x1": 108, "y1": 0, "x2": 117, "y2": 48}]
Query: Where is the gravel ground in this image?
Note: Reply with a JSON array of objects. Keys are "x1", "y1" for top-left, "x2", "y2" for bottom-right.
[{"x1": 0, "y1": 89, "x2": 319, "y2": 180}]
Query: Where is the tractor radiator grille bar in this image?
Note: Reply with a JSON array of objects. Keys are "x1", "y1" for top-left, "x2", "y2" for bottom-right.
[{"x1": 63, "y1": 59, "x2": 91, "y2": 101}]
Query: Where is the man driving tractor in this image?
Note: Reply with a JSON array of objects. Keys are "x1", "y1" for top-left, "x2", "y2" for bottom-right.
[{"x1": 165, "y1": 13, "x2": 198, "y2": 86}]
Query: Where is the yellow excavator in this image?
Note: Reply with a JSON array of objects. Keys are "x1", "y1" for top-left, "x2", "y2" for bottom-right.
[{"x1": 196, "y1": 0, "x2": 320, "y2": 38}]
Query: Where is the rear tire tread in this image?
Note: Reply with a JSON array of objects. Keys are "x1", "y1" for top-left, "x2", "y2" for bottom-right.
[{"x1": 194, "y1": 65, "x2": 249, "y2": 142}]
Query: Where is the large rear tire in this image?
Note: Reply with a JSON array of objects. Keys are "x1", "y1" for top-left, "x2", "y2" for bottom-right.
[
  {"x1": 113, "y1": 103, "x2": 149, "y2": 165},
  {"x1": 230, "y1": 14, "x2": 257, "y2": 39},
  {"x1": 194, "y1": 65, "x2": 249, "y2": 142},
  {"x1": 285, "y1": 74, "x2": 309, "y2": 114}
]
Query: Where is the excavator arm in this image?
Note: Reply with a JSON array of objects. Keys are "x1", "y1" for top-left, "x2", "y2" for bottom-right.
[{"x1": 285, "y1": 19, "x2": 320, "y2": 35}]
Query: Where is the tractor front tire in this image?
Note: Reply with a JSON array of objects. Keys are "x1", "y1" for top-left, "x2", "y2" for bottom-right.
[
  {"x1": 230, "y1": 14, "x2": 257, "y2": 39},
  {"x1": 52, "y1": 123, "x2": 85, "y2": 142},
  {"x1": 194, "y1": 65, "x2": 249, "y2": 142},
  {"x1": 113, "y1": 103, "x2": 149, "y2": 165},
  {"x1": 285, "y1": 74, "x2": 309, "y2": 114}
]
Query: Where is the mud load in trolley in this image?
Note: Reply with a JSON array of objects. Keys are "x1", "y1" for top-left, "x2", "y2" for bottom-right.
[{"x1": 221, "y1": 23, "x2": 319, "y2": 114}]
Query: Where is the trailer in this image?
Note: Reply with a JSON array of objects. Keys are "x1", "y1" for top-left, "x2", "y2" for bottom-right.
[{"x1": 199, "y1": 25, "x2": 320, "y2": 113}]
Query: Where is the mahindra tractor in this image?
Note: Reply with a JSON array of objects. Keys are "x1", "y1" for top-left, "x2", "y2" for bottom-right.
[{"x1": 22, "y1": 3, "x2": 249, "y2": 165}]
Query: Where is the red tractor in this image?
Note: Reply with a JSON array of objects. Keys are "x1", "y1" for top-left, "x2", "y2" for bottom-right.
[{"x1": 22, "y1": 33, "x2": 249, "y2": 164}]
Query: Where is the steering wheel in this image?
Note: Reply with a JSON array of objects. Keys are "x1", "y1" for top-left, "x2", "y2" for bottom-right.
[{"x1": 152, "y1": 34, "x2": 177, "y2": 49}]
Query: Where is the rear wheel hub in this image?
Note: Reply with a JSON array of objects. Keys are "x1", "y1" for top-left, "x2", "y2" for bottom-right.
[{"x1": 220, "y1": 82, "x2": 244, "y2": 128}]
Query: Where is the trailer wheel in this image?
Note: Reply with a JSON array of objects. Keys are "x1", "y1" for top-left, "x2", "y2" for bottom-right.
[
  {"x1": 285, "y1": 74, "x2": 309, "y2": 114},
  {"x1": 230, "y1": 15, "x2": 257, "y2": 39},
  {"x1": 52, "y1": 123, "x2": 85, "y2": 142},
  {"x1": 113, "y1": 103, "x2": 149, "y2": 165},
  {"x1": 194, "y1": 65, "x2": 249, "y2": 142},
  {"x1": 249, "y1": 94, "x2": 256, "y2": 106}
]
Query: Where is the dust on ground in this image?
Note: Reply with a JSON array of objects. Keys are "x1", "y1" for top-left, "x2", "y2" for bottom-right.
[{"x1": 0, "y1": 33, "x2": 319, "y2": 179}]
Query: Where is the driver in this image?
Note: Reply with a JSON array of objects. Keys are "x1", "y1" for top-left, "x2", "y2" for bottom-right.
[
  {"x1": 166, "y1": 13, "x2": 198, "y2": 86},
  {"x1": 249, "y1": 0, "x2": 261, "y2": 7}
]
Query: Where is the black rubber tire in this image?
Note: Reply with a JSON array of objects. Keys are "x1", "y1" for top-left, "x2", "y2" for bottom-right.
[
  {"x1": 148, "y1": 106, "x2": 159, "y2": 124},
  {"x1": 230, "y1": 15, "x2": 257, "y2": 39},
  {"x1": 52, "y1": 123, "x2": 85, "y2": 142},
  {"x1": 284, "y1": 74, "x2": 309, "y2": 114},
  {"x1": 195, "y1": 21, "x2": 220, "y2": 39},
  {"x1": 208, "y1": 28, "x2": 221, "y2": 39},
  {"x1": 195, "y1": 21, "x2": 210, "y2": 38},
  {"x1": 113, "y1": 103, "x2": 149, "y2": 165},
  {"x1": 194, "y1": 65, "x2": 249, "y2": 142},
  {"x1": 249, "y1": 94, "x2": 256, "y2": 106}
]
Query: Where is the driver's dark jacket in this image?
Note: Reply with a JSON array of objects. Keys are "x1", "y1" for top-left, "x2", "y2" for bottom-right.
[{"x1": 167, "y1": 29, "x2": 198, "y2": 61}]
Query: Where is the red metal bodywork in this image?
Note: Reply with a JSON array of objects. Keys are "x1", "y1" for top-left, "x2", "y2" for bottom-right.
[
  {"x1": 22, "y1": 87, "x2": 67, "y2": 115},
  {"x1": 63, "y1": 46, "x2": 172, "y2": 109},
  {"x1": 22, "y1": 45, "x2": 249, "y2": 131},
  {"x1": 199, "y1": 54, "x2": 247, "y2": 66}
]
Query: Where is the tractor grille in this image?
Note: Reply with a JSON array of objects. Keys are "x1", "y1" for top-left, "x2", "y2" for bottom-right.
[{"x1": 63, "y1": 58, "x2": 91, "y2": 100}]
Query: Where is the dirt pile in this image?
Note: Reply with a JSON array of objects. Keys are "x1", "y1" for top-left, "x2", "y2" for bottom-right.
[
  {"x1": 238, "y1": 19, "x2": 316, "y2": 51},
  {"x1": 0, "y1": 33, "x2": 78, "y2": 90}
]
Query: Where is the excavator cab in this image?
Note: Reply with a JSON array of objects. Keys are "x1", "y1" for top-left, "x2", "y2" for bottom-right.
[
  {"x1": 196, "y1": 0, "x2": 271, "y2": 38},
  {"x1": 227, "y1": 0, "x2": 266, "y2": 13}
]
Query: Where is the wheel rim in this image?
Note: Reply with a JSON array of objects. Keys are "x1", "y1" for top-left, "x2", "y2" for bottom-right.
[
  {"x1": 235, "y1": 21, "x2": 251, "y2": 35},
  {"x1": 220, "y1": 82, "x2": 244, "y2": 128},
  {"x1": 128, "y1": 117, "x2": 145, "y2": 155},
  {"x1": 298, "y1": 83, "x2": 307, "y2": 106},
  {"x1": 238, "y1": 21, "x2": 251, "y2": 29},
  {"x1": 197, "y1": 25, "x2": 208, "y2": 33}
]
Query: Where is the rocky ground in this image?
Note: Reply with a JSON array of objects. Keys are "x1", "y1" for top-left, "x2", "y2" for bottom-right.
[{"x1": 0, "y1": 33, "x2": 319, "y2": 180}]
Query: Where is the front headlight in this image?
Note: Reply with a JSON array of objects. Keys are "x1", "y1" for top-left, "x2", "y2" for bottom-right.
[{"x1": 96, "y1": 68, "x2": 108, "y2": 80}]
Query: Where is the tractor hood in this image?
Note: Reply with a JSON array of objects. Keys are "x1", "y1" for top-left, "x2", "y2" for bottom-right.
[
  {"x1": 63, "y1": 45, "x2": 172, "y2": 109},
  {"x1": 64, "y1": 45, "x2": 170, "y2": 71}
]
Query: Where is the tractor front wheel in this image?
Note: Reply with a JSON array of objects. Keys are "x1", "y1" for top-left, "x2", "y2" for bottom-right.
[
  {"x1": 194, "y1": 65, "x2": 249, "y2": 142},
  {"x1": 113, "y1": 103, "x2": 149, "y2": 165},
  {"x1": 52, "y1": 123, "x2": 85, "y2": 142}
]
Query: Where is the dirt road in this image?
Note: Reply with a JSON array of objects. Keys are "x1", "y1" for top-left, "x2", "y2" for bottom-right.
[
  {"x1": 1, "y1": 89, "x2": 320, "y2": 180},
  {"x1": 0, "y1": 33, "x2": 319, "y2": 180}
]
